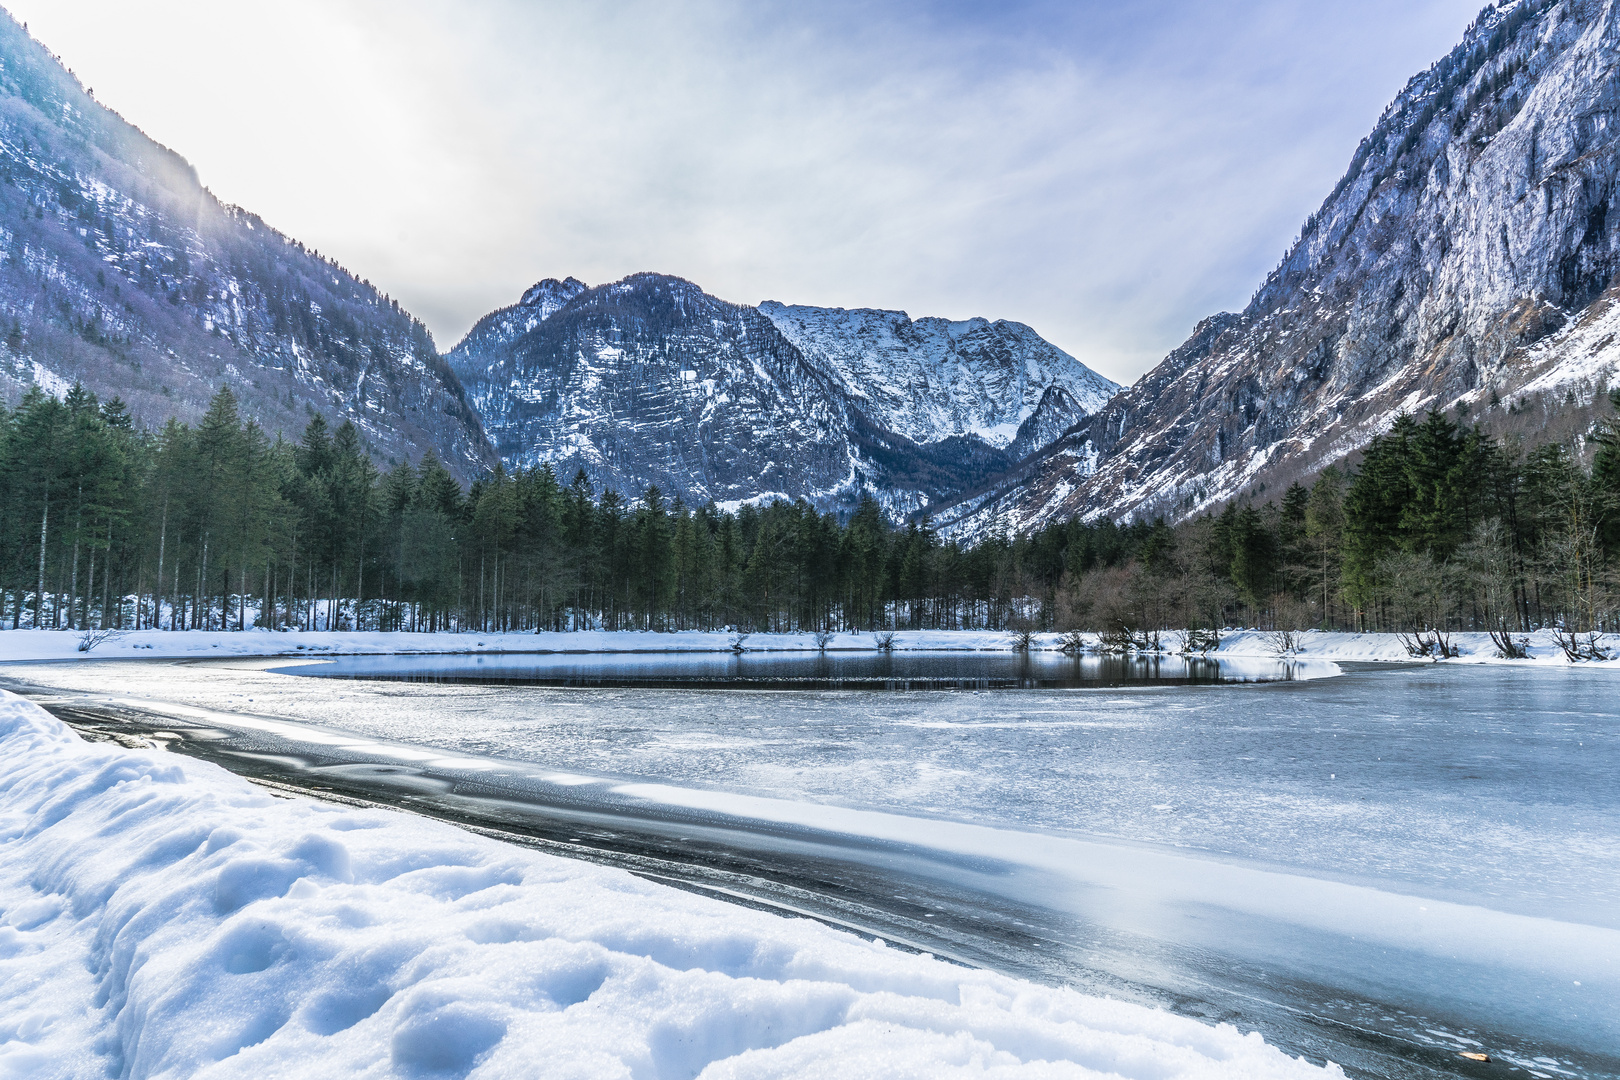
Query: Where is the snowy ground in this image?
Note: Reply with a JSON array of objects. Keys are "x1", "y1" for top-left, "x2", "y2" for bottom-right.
[
  {"x1": 0, "y1": 625, "x2": 1615, "y2": 665},
  {"x1": 0, "y1": 691, "x2": 1336, "y2": 1079},
  {"x1": 1214, "y1": 627, "x2": 1620, "y2": 665}
]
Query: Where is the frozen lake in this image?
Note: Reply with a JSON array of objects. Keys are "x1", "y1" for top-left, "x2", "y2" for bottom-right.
[
  {"x1": 3, "y1": 653, "x2": 1615, "y2": 1077},
  {"x1": 272, "y1": 653, "x2": 1609, "y2": 919}
]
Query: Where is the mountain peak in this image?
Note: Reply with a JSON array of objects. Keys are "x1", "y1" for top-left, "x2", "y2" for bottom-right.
[
  {"x1": 936, "y1": 0, "x2": 1612, "y2": 537},
  {"x1": 759, "y1": 301, "x2": 1118, "y2": 451},
  {"x1": 448, "y1": 273, "x2": 1119, "y2": 516},
  {"x1": 518, "y1": 276, "x2": 588, "y2": 313}
]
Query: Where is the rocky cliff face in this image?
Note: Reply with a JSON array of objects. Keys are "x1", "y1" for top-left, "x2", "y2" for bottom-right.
[
  {"x1": 943, "y1": 0, "x2": 1620, "y2": 537},
  {"x1": 448, "y1": 273, "x2": 858, "y2": 508},
  {"x1": 449, "y1": 274, "x2": 1117, "y2": 514},
  {"x1": 0, "y1": 11, "x2": 494, "y2": 478}
]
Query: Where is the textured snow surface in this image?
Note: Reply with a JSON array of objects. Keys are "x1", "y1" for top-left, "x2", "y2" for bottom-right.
[{"x1": 0, "y1": 692, "x2": 1335, "y2": 1079}]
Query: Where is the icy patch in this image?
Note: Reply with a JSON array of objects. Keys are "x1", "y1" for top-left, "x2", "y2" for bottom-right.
[{"x1": 0, "y1": 691, "x2": 1334, "y2": 1077}]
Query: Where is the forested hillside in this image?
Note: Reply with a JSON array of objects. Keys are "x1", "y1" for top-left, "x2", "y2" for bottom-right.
[
  {"x1": 5, "y1": 383, "x2": 1619, "y2": 654},
  {"x1": 0, "y1": 10, "x2": 493, "y2": 478}
]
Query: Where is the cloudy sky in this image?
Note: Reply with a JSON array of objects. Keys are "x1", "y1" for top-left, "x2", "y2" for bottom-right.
[{"x1": 9, "y1": 0, "x2": 1484, "y2": 383}]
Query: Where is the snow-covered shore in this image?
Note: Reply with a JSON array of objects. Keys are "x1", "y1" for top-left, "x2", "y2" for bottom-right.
[
  {"x1": 0, "y1": 625, "x2": 1617, "y2": 666},
  {"x1": 1215, "y1": 627, "x2": 1620, "y2": 666},
  {"x1": 0, "y1": 691, "x2": 1334, "y2": 1078}
]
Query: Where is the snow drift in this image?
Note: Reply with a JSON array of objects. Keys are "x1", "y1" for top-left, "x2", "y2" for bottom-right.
[{"x1": 0, "y1": 691, "x2": 1335, "y2": 1079}]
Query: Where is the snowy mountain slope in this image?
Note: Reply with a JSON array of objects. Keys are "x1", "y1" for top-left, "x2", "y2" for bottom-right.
[
  {"x1": 0, "y1": 10, "x2": 494, "y2": 478},
  {"x1": 757, "y1": 302, "x2": 1117, "y2": 453},
  {"x1": 448, "y1": 273, "x2": 862, "y2": 507},
  {"x1": 450, "y1": 275, "x2": 1117, "y2": 514},
  {"x1": 941, "y1": 0, "x2": 1620, "y2": 537}
]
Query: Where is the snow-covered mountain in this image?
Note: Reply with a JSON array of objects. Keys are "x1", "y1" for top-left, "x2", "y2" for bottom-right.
[
  {"x1": 940, "y1": 0, "x2": 1620, "y2": 537},
  {"x1": 757, "y1": 302, "x2": 1116, "y2": 459},
  {"x1": 448, "y1": 273, "x2": 857, "y2": 509},
  {"x1": 449, "y1": 274, "x2": 1116, "y2": 514},
  {"x1": 0, "y1": 10, "x2": 493, "y2": 477}
]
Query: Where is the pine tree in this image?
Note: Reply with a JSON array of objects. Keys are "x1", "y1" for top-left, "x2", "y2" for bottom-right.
[
  {"x1": 1342, "y1": 413, "x2": 1419, "y2": 620},
  {"x1": 5, "y1": 389, "x2": 68, "y2": 627}
]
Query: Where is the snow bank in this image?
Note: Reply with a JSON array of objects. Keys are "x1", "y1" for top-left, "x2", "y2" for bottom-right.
[
  {"x1": 1214, "y1": 628, "x2": 1620, "y2": 666},
  {"x1": 0, "y1": 691, "x2": 1335, "y2": 1079},
  {"x1": 4, "y1": 625, "x2": 1612, "y2": 668}
]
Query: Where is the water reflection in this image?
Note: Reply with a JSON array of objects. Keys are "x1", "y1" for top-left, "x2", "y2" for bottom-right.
[{"x1": 279, "y1": 650, "x2": 1330, "y2": 689}]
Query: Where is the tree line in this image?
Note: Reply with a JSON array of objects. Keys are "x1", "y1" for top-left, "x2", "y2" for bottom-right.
[{"x1": 4, "y1": 386, "x2": 1620, "y2": 654}]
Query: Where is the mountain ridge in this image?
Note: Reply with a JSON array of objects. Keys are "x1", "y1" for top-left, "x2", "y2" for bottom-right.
[
  {"x1": 448, "y1": 272, "x2": 1118, "y2": 515},
  {"x1": 756, "y1": 300, "x2": 1117, "y2": 460},
  {"x1": 938, "y1": 0, "x2": 1620, "y2": 537},
  {"x1": 0, "y1": 8, "x2": 495, "y2": 478}
]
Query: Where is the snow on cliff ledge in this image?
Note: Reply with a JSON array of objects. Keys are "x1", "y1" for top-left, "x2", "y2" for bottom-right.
[
  {"x1": 759, "y1": 301, "x2": 1119, "y2": 451},
  {"x1": 0, "y1": 691, "x2": 1334, "y2": 1079}
]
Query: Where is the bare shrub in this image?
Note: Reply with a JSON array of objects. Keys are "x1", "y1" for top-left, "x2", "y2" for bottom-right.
[
  {"x1": 1542, "y1": 515, "x2": 1616, "y2": 661},
  {"x1": 873, "y1": 630, "x2": 896, "y2": 652},
  {"x1": 1005, "y1": 611, "x2": 1036, "y2": 652},
  {"x1": 1097, "y1": 623, "x2": 1136, "y2": 653},
  {"x1": 1493, "y1": 634, "x2": 1530, "y2": 660},
  {"x1": 1073, "y1": 566, "x2": 1132, "y2": 635},
  {"x1": 813, "y1": 629, "x2": 835, "y2": 651},
  {"x1": 1052, "y1": 572, "x2": 1091, "y2": 635},
  {"x1": 1068, "y1": 565, "x2": 1164, "y2": 651},
  {"x1": 1173, "y1": 515, "x2": 1238, "y2": 634},
  {"x1": 1098, "y1": 623, "x2": 1160, "y2": 652},
  {"x1": 1459, "y1": 519, "x2": 1527, "y2": 658},
  {"x1": 1183, "y1": 627, "x2": 1220, "y2": 653},
  {"x1": 77, "y1": 628, "x2": 122, "y2": 653},
  {"x1": 730, "y1": 632, "x2": 750, "y2": 654},
  {"x1": 1377, "y1": 551, "x2": 1456, "y2": 660},
  {"x1": 1553, "y1": 626, "x2": 1611, "y2": 662},
  {"x1": 1267, "y1": 592, "x2": 1315, "y2": 656},
  {"x1": 1060, "y1": 629, "x2": 1090, "y2": 655}
]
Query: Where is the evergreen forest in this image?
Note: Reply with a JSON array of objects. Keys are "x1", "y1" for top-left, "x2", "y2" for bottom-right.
[{"x1": 6, "y1": 384, "x2": 1620, "y2": 653}]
